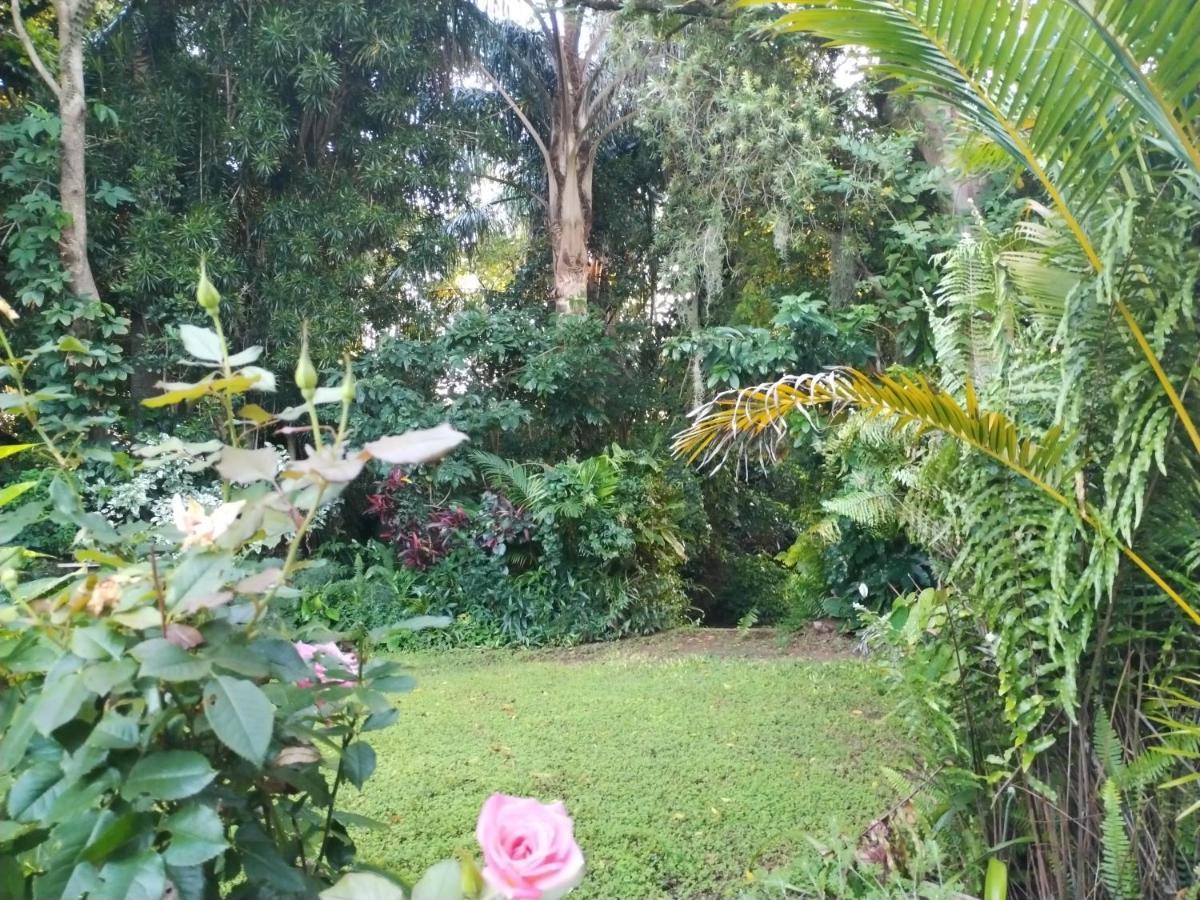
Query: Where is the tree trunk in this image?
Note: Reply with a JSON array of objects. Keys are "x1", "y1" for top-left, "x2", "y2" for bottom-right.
[
  {"x1": 57, "y1": 0, "x2": 99, "y2": 302},
  {"x1": 548, "y1": 150, "x2": 593, "y2": 316}
]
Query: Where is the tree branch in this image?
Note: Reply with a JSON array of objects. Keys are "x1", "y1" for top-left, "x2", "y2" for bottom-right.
[
  {"x1": 568, "y1": 0, "x2": 734, "y2": 18},
  {"x1": 584, "y1": 63, "x2": 634, "y2": 123},
  {"x1": 477, "y1": 63, "x2": 554, "y2": 174},
  {"x1": 10, "y1": 0, "x2": 62, "y2": 99},
  {"x1": 591, "y1": 108, "x2": 638, "y2": 150},
  {"x1": 474, "y1": 171, "x2": 549, "y2": 209}
]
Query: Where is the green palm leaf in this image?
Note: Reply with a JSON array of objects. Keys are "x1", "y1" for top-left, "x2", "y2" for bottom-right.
[
  {"x1": 751, "y1": 0, "x2": 1200, "y2": 458},
  {"x1": 672, "y1": 369, "x2": 1200, "y2": 625}
]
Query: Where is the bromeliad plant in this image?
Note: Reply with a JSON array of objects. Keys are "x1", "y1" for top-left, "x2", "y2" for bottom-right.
[{"x1": 0, "y1": 266, "x2": 485, "y2": 896}]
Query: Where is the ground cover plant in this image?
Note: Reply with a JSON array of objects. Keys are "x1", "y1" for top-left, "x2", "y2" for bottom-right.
[{"x1": 347, "y1": 636, "x2": 902, "y2": 899}]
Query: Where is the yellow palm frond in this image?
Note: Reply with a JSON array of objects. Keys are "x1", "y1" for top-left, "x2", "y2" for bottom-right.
[{"x1": 673, "y1": 369, "x2": 1200, "y2": 626}]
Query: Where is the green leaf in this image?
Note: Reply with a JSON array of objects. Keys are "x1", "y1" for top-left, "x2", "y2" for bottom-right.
[
  {"x1": 203, "y1": 676, "x2": 275, "y2": 766},
  {"x1": 0, "y1": 500, "x2": 47, "y2": 542},
  {"x1": 0, "y1": 701, "x2": 36, "y2": 772},
  {"x1": 85, "y1": 710, "x2": 140, "y2": 751},
  {"x1": 235, "y1": 822, "x2": 309, "y2": 894},
  {"x1": 321, "y1": 871, "x2": 407, "y2": 900},
  {"x1": 80, "y1": 812, "x2": 144, "y2": 865},
  {"x1": 0, "y1": 443, "x2": 36, "y2": 461},
  {"x1": 92, "y1": 850, "x2": 167, "y2": 900},
  {"x1": 984, "y1": 857, "x2": 1008, "y2": 900},
  {"x1": 370, "y1": 675, "x2": 416, "y2": 694},
  {"x1": 71, "y1": 623, "x2": 126, "y2": 661},
  {"x1": 164, "y1": 803, "x2": 227, "y2": 866},
  {"x1": 82, "y1": 658, "x2": 138, "y2": 695},
  {"x1": 412, "y1": 860, "x2": 466, "y2": 900},
  {"x1": 33, "y1": 672, "x2": 91, "y2": 736},
  {"x1": 121, "y1": 751, "x2": 216, "y2": 801},
  {"x1": 56, "y1": 336, "x2": 89, "y2": 354},
  {"x1": 0, "y1": 481, "x2": 36, "y2": 508},
  {"x1": 7, "y1": 762, "x2": 64, "y2": 822},
  {"x1": 166, "y1": 552, "x2": 235, "y2": 614},
  {"x1": 132, "y1": 638, "x2": 211, "y2": 682},
  {"x1": 342, "y1": 741, "x2": 376, "y2": 789}
]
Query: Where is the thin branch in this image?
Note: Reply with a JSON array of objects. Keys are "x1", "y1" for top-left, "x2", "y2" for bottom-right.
[
  {"x1": 581, "y1": 14, "x2": 612, "y2": 72},
  {"x1": 474, "y1": 171, "x2": 549, "y2": 209},
  {"x1": 591, "y1": 107, "x2": 637, "y2": 148},
  {"x1": 568, "y1": 0, "x2": 734, "y2": 18},
  {"x1": 10, "y1": 0, "x2": 62, "y2": 99},
  {"x1": 477, "y1": 63, "x2": 554, "y2": 173},
  {"x1": 584, "y1": 64, "x2": 634, "y2": 123}
]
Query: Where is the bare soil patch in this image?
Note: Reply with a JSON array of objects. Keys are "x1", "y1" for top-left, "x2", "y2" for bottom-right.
[{"x1": 542, "y1": 625, "x2": 860, "y2": 664}]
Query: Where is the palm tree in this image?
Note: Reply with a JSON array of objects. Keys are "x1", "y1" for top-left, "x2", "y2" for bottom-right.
[
  {"x1": 675, "y1": 0, "x2": 1200, "y2": 621},
  {"x1": 477, "y1": 2, "x2": 638, "y2": 315}
]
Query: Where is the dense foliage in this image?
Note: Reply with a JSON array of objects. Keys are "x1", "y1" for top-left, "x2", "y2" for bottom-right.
[{"x1": 7, "y1": 0, "x2": 1199, "y2": 895}]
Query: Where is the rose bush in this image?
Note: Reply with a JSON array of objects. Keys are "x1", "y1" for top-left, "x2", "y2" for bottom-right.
[{"x1": 0, "y1": 266, "x2": 587, "y2": 897}]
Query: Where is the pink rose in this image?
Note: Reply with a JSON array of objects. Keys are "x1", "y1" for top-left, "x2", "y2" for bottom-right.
[
  {"x1": 294, "y1": 641, "x2": 359, "y2": 688},
  {"x1": 476, "y1": 794, "x2": 584, "y2": 900}
]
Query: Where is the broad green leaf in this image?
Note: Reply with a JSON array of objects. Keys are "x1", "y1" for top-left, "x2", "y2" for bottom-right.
[
  {"x1": 85, "y1": 710, "x2": 140, "y2": 750},
  {"x1": 203, "y1": 675, "x2": 275, "y2": 766},
  {"x1": 80, "y1": 811, "x2": 144, "y2": 864},
  {"x1": 984, "y1": 857, "x2": 1008, "y2": 900},
  {"x1": 7, "y1": 762, "x2": 65, "y2": 821},
  {"x1": 166, "y1": 552, "x2": 236, "y2": 614},
  {"x1": 164, "y1": 803, "x2": 227, "y2": 866},
  {"x1": 0, "y1": 443, "x2": 36, "y2": 461},
  {"x1": 321, "y1": 871, "x2": 407, "y2": 900},
  {"x1": 33, "y1": 672, "x2": 91, "y2": 736},
  {"x1": 132, "y1": 638, "x2": 212, "y2": 682},
  {"x1": 251, "y1": 638, "x2": 310, "y2": 682},
  {"x1": 362, "y1": 424, "x2": 468, "y2": 465},
  {"x1": 81, "y1": 658, "x2": 137, "y2": 695},
  {"x1": 341, "y1": 741, "x2": 376, "y2": 789},
  {"x1": 0, "y1": 500, "x2": 47, "y2": 543},
  {"x1": 412, "y1": 860, "x2": 466, "y2": 900},
  {"x1": 121, "y1": 751, "x2": 215, "y2": 801},
  {"x1": 0, "y1": 701, "x2": 36, "y2": 772},
  {"x1": 0, "y1": 481, "x2": 35, "y2": 508},
  {"x1": 235, "y1": 822, "x2": 309, "y2": 894},
  {"x1": 56, "y1": 336, "x2": 89, "y2": 353},
  {"x1": 71, "y1": 623, "x2": 125, "y2": 661},
  {"x1": 92, "y1": 850, "x2": 166, "y2": 900}
]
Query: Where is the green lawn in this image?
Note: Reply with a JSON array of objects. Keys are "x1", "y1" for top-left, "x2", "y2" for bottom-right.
[{"x1": 347, "y1": 633, "x2": 903, "y2": 899}]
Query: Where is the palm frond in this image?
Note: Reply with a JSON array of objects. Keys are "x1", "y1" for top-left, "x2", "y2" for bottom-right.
[
  {"x1": 470, "y1": 449, "x2": 546, "y2": 508},
  {"x1": 673, "y1": 369, "x2": 1200, "y2": 625},
  {"x1": 761, "y1": 0, "x2": 1200, "y2": 267},
  {"x1": 673, "y1": 368, "x2": 1072, "y2": 490},
  {"x1": 759, "y1": 0, "x2": 1200, "y2": 454}
]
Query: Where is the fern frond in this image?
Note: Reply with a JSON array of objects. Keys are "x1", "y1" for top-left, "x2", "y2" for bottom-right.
[{"x1": 1100, "y1": 778, "x2": 1138, "y2": 900}]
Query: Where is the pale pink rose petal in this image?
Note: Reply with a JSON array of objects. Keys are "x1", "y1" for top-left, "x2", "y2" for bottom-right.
[{"x1": 477, "y1": 794, "x2": 584, "y2": 900}]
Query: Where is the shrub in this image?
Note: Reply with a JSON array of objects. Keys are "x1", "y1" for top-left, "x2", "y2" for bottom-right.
[{"x1": 0, "y1": 269, "x2": 517, "y2": 896}]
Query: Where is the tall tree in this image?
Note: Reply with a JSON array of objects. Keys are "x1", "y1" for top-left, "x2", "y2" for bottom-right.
[
  {"x1": 80, "y1": 0, "x2": 477, "y2": 392},
  {"x1": 10, "y1": 0, "x2": 99, "y2": 301},
  {"x1": 479, "y1": 3, "x2": 636, "y2": 315}
]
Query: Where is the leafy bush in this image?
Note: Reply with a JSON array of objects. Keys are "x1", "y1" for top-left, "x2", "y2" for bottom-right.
[{"x1": 0, "y1": 269, "x2": 500, "y2": 896}]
